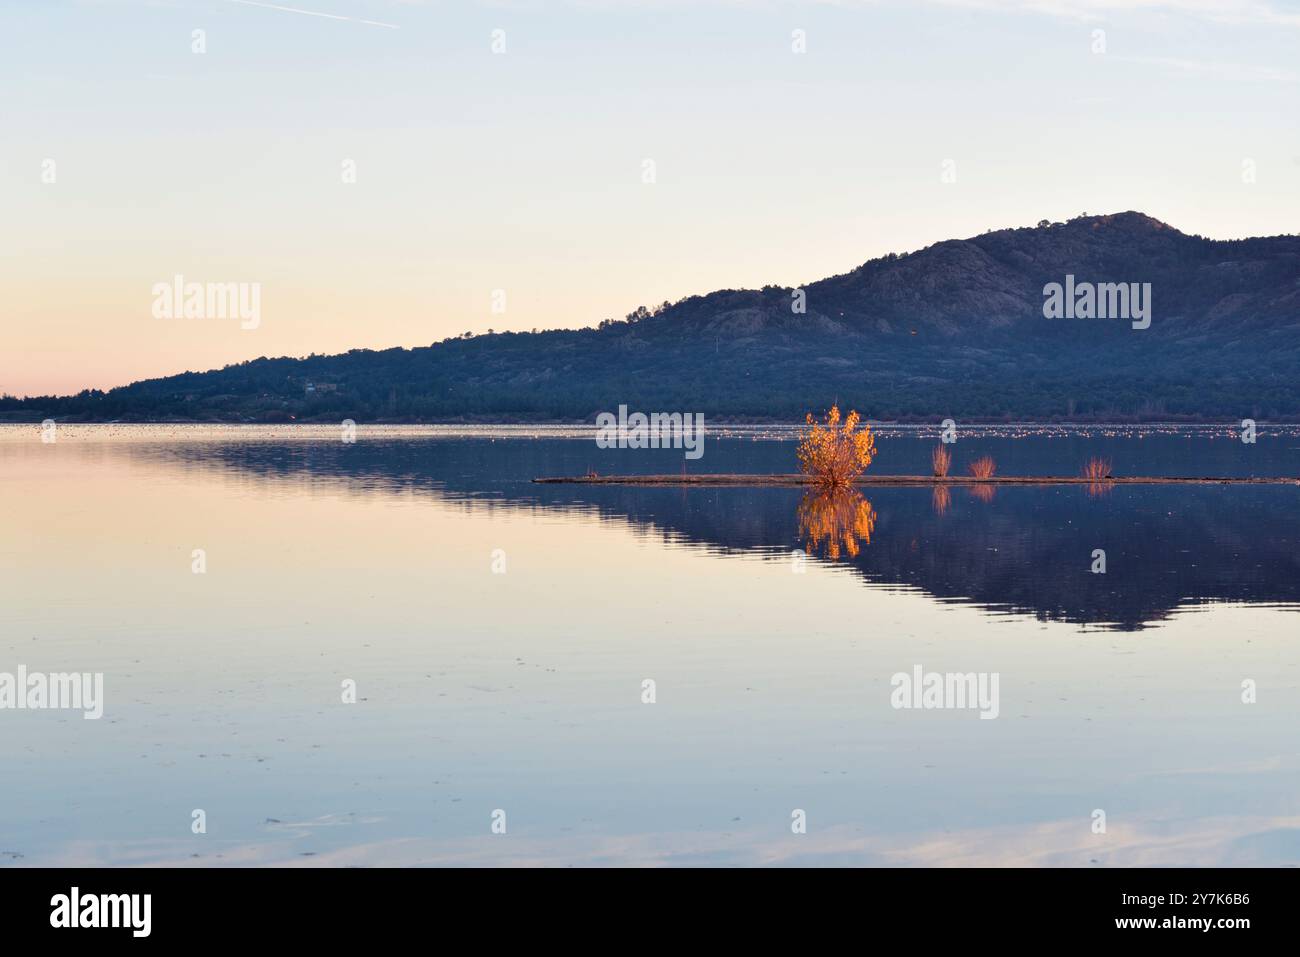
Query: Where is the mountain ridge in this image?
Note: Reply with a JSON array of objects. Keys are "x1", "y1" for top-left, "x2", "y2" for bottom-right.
[{"x1": 7, "y1": 211, "x2": 1300, "y2": 422}]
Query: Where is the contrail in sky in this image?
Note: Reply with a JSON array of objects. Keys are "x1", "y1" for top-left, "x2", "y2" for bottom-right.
[{"x1": 224, "y1": 0, "x2": 400, "y2": 29}]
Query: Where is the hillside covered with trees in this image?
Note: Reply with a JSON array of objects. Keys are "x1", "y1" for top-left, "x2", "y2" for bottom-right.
[{"x1": 7, "y1": 212, "x2": 1300, "y2": 423}]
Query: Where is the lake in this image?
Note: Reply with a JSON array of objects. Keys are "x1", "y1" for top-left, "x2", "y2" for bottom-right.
[{"x1": 2, "y1": 423, "x2": 1298, "y2": 866}]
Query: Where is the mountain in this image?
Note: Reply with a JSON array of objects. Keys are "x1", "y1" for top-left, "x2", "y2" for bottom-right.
[{"x1": 8, "y1": 212, "x2": 1300, "y2": 422}]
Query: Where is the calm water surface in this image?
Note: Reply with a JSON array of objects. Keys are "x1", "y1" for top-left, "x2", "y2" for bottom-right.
[{"x1": 1, "y1": 424, "x2": 1298, "y2": 866}]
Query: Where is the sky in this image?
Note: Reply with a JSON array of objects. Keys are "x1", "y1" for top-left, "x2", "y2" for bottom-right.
[{"x1": 2, "y1": 0, "x2": 1298, "y2": 397}]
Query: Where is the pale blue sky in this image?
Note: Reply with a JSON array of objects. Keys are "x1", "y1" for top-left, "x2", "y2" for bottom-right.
[{"x1": 2, "y1": 0, "x2": 1297, "y2": 395}]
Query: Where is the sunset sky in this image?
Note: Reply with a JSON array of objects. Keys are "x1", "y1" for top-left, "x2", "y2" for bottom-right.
[{"x1": 3, "y1": 0, "x2": 1298, "y2": 397}]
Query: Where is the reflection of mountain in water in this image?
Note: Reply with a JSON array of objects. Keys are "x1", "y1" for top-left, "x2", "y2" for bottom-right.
[{"x1": 150, "y1": 436, "x2": 1300, "y2": 631}]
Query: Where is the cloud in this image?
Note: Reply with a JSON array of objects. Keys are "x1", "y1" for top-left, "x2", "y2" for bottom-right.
[
  {"x1": 470, "y1": 0, "x2": 1300, "y2": 29},
  {"x1": 1112, "y1": 53, "x2": 1300, "y2": 82},
  {"x1": 223, "y1": 0, "x2": 400, "y2": 28}
]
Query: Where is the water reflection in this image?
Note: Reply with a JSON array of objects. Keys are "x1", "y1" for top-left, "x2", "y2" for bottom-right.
[
  {"x1": 4, "y1": 427, "x2": 1300, "y2": 868},
  {"x1": 1084, "y1": 478, "x2": 1116, "y2": 498},
  {"x1": 66, "y1": 433, "x2": 1300, "y2": 631},
  {"x1": 797, "y1": 489, "x2": 877, "y2": 560}
]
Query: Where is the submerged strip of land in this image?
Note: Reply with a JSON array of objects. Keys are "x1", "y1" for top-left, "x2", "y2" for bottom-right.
[{"x1": 533, "y1": 474, "x2": 1300, "y2": 486}]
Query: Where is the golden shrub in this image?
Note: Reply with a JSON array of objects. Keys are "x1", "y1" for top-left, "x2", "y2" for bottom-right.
[
  {"x1": 931, "y1": 444, "x2": 951, "y2": 478},
  {"x1": 797, "y1": 405, "x2": 876, "y2": 488},
  {"x1": 1082, "y1": 458, "x2": 1115, "y2": 497},
  {"x1": 1081, "y1": 457, "x2": 1112, "y2": 480}
]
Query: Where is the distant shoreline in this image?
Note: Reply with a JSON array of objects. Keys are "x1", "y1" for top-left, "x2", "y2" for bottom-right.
[
  {"x1": 534, "y1": 474, "x2": 1300, "y2": 487},
  {"x1": 1, "y1": 417, "x2": 1294, "y2": 428}
]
